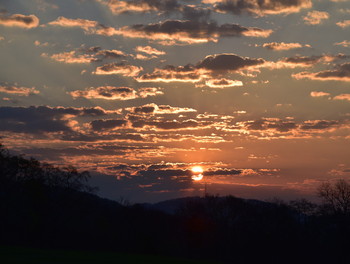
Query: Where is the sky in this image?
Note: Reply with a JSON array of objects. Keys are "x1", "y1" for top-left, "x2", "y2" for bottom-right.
[{"x1": 0, "y1": 0, "x2": 350, "y2": 203}]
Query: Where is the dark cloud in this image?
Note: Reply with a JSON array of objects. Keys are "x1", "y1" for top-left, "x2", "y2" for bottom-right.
[
  {"x1": 212, "y1": 0, "x2": 312, "y2": 16},
  {"x1": 99, "y1": 0, "x2": 211, "y2": 21},
  {"x1": 300, "y1": 120, "x2": 339, "y2": 130},
  {"x1": 0, "y1": 106, "x2": 108, "y2": 134},
  {"x1": 197, "y1": 53, "x2": 265, "y2": 72},
  {"x1": 117, "y1": 20, "x2": 272, "y2": 45},
  {"x1": 137, "y1": 53, "x2": 265, "y2": 82},
  {"x1": 94, "y1": 62, "x2": 143, "y2": 76},
  {"x1": 293, "y1": 63, "x2": 350, "y2": 82},
  {"x1": 90, "y1": 119, "x2": 128, "y2": 131}
]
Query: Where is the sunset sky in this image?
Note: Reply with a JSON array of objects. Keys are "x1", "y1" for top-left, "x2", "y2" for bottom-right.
[{"x1": 1, "y1": 0, "x2": 349, "y2": 202}]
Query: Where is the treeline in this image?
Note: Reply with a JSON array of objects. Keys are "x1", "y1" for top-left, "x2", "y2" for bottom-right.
[{"x1": 1, "y1": 144, "x2": 350, "y2": 263}]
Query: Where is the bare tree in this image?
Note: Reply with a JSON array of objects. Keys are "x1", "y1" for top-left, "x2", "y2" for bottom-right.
[{"x1": 318, "y1": 179, "x2": 350, "y2": 215}]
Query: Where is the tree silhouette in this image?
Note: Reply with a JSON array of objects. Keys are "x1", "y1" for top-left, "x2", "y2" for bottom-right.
[{"x1": 318, "y1": 179, "x2": 350, "y2": 215}]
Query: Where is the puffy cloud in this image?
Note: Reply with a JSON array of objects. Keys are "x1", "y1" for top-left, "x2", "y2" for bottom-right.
[
  {"x1": 205, "y1": 0, "x2": 312, "y2": 16},
  {"x1": 197, "y1": 53, "x2": 266, "y2": 72},
  {"x1": 137, "y1": 53, "x2": 265, "y2": 83},
  {"x1": 93, "y1": 62, "x2": 143, "y2": 76},
  {"x1": 70, "y1": 86, "x2": 137, "y2": 100},
  {"x1": 0, "y1": 13, "x2": 39, "y2": 28},
  {"x1": 0, "y1": 85, "x2": 39, "y2": 96},
  {"x1": 293, "y1": 63, "x2": 350, "y2": 82},
  {"x1": 138, "y1": 87, "x2": 164, "y2": 97},
  {"x1": 135, "y1": 45, "x2": 165, "y2": 55},
  {"x1": 336, "y1": 20, "x2": 350, "y2": 28},
  {"x1": 70, "y1": 86, "x2": 163, "y2": 100},
  {"x1": 205, "y1": 78, "x2": 243, "y2": 88},
  {"x1": 0, "y1": 106, "x2": 108, "y2": 134},
  {"x1": 90, "y1": 119, "x2": 128, "y2": 131},
  {"x1": 303, "y1": 11, "x2": 329, "y2": 25},
  {"x1": 48, "y1": 16, "x2": 118, "y2": 36},
  {"x1": 334, "y1": 40, "x2": 350, "y2": 47},
  {"x1": 260, "y1": 42, "x2": 311, "y2": 51},
  {"x1": 116, "y1": 20, "x2": 272, "y2": 45},
  {"x1": 333, "y1": 94, "x2": 350, "y2": 101},
  {"x1": 310, "y1": 91, "x2": 330, "y2": 98}
]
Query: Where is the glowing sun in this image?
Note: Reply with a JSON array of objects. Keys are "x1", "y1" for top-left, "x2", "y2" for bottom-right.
[{"x1": 191, "y1": 166, "x2": 204, "y2": 181}]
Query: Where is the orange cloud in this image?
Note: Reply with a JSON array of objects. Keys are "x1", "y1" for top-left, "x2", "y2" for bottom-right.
[
  {"x1": 94, "y1": 62, "x2": 143, "y2": 77},
  {"x1": 0, "y1": 85, "x2": 39, "y2": 96},
  {"x1": 0, "y1": 13, "x2": 39, "y2": 28},
  {"x1": 310, "y1": 91, "x2": 330, "y2": 98},
  {"x1": 70, "y1": 86, "x2": 163, "y2": 100},
  {"x1": 336, "y1": 20, "x2": 350, "y2": 28},
  {"x1": 333, "y1": 94, "x2": 350, "y2": 101},
  {"x1": 135, "y1": 45, "x2": 165, "y2": 55},
  {"x1": 44, "y1": 51, "x2": 97, "y2": 64},
  {"x1": 48, "y1": 16, "x2": 118, "y2": 36},
  {"x1": 205, "y1": 78, "x2": 243, "y2": 88},
  {"x1": 261, "y1": 42, "x2": 311, "y2": 51},
  {"x1": 303, "y1": 11, "x2": 329, "y2": 25},
  {"x1": 334, "y1": 40, "x2": 350, "y2": 47},
  {"x1": 293, "y1": 63, "x2": 350, "y2": 82}
]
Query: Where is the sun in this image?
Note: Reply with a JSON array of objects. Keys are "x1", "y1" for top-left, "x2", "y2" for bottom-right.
[
  {"x1": 191, "y1": 166, "x2": 204, "y2": 174},
  {"x1": 191, "y1": 166, "x2": 204, "y2": 181}
]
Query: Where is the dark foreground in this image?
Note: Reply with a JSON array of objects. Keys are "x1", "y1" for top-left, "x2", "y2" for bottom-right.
[
  {"x1": 2, "y1": 144, "x2": 350, "y2": 264},
  {"x1": 0, "y1": 246, "x2": 218, "y2": 264}
]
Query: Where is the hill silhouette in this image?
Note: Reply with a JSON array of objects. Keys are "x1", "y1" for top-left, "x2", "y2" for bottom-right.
[{"x1": 1, "y1": 144, "x2": 350, "y2": 263}]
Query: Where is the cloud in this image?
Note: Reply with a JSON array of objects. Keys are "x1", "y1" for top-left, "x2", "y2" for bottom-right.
[
  {"x1": 334, "y1": 40, "x2": 350, "y2": 47},
  {"x1": 135, "y1": 45, "x2": 165, "y2": 55},
  {"x1": 70, "y1": 86, "x2": 163, "y2": 100},
  {"x1": 205, "y1": 78, "x2": 243, "y2": 88},
  {"x1": 0, "y1": 106, "x2": 108, "y2": 134},
  {"x1": 336, "y1": 20, "x2": 350, "y2": 28},
  {"x1": 0, "y1": 13, "x2": 39, "y2": 28},
  {"x1": 98, "y1": 0, "x2": 181, "y2": 14},
  {"x1": 303, "y1": 11, "x2": 329, "y2": 25},
  {"x1": 127, "y1": 103, "x2": 197, "y2": 115},
  {"x1": 274, "y1": 54, "x2": 350, "y2": 68},
  {"x1": 116, "y1": 20, "x2": 272, "y2": 45},
  {"x1": 48, "y1": 16, "x2": 118, "y2": 36},
  {"x1": 43, "y1": 51, "x2": 98, "y2": 64},
  {"x1": 43, "y1": 47, "x2": 127, "y2": 64},
  {"x1": 333, "y1": 94, "x2": 350, "y2": 101},
  {"x1": 138, "y1": 87, "x2": 164, "y2": 97},
  {"x1": 71, "y1": 86, "x2": 137, "y2": 100},
  {"x1": 90, "y1": 119, "x2": 128, "y2": 131},
  {"x1": 0, "y1": 85, "x2": 39, "y2": 96},
  {"x1": 93, "y1": 62, "x2": 143, "y2": 76},
  {"x1": 137, "y1": 53, "x2": 265, "y2": 82},
  {"x1": 310, "y1": 91, "x2": 330, "y2": 98},
  {"x1": 98, "y1": 0, "x2": 211, "y2": 21},
  {"x1": 293, "y1": 63, "x2": 350, "y2": 82},
  {"x1": 260, "y1": 42, "x2": 311, "y2": 51},
  {"x1": 206, "y1": 0, "x2": 312, "y2": 16}
]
